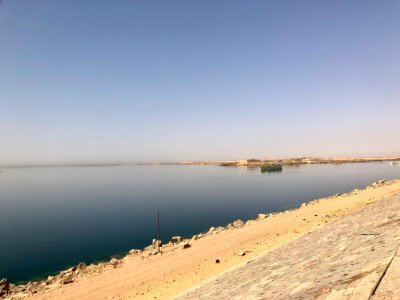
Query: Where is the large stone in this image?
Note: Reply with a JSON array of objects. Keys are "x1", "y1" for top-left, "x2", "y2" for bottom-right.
[
  {"x1": 60, "y1": 267, "x2": 75, "y2": 276},
  {"x1": 46, "y1": 276, "x2": 55, "y2": 285},
  {"x1": 180, "y1": 242, "x2": 191, "y2": 249},
  {"x1": 0, "y1": 279, "x2": 6, "y2": 285},
  {"x1": 77, "y1": 262, "x2": 86, "y2": 271},
  {"x1": 216, "y1": 226, "x2": 225, "y2": 232},
  {"x1": 60, "y1": 274, "x2": 74, "y2": 284},
  {"x1": 171, "y1": 236, "x2": 183, "y2": 243},
  {"x1": 152, "y1": 239, "x2": 163, "y2": 248},
  {"x1": 153, "y1": 239, "x2": 162, "y2": 249},
  {"x1": 258, "y1": 213, "x2": 267, "y2": 220},
  {"x1": 13, "y1": 284, "x2": 26, "y2": 293},
  {"x1": 232, "y1": 220, "x2": 244, "y2": 228},
  {"x1": 110, "y1": 258, "x2": 120, "y2": 268},
  {"x1": 226, "y1": 223, "x2": 234, "y2": 229},
  {"x1": 372, "y1": 179, "x2": 386, "y2": 187},
  {"x1": 129, "y1": 249, "x2": 142, "y2": 255},
  {"x1": 0, "y1": 278, "x2": 10, "y2": 296}
]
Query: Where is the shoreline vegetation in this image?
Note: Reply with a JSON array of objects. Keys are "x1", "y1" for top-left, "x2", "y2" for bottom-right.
[
  {"x1": 1, "y1": 156, "x2": 400, "y2": 169},
  {"x1": 2, "y1": 179, "x2": 400, "y2": 299}
]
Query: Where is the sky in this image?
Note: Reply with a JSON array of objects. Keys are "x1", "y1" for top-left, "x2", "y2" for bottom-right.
[{"x1": 1, "y1": 1, "x2": 400, "y2": 165}]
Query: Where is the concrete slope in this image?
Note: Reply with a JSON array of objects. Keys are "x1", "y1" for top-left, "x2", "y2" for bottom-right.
[{"x1": 177, "y1": 195, "x2": 400, "y2": 299}]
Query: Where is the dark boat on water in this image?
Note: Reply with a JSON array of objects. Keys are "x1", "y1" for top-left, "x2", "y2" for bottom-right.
[{"x1": 261, "y1": 164, "x2": 283, "y2": 173}]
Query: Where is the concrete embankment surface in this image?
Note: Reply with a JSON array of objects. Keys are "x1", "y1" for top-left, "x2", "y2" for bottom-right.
[{"x1": 177, "y1": 193, "x2": 400, "y2": 299}]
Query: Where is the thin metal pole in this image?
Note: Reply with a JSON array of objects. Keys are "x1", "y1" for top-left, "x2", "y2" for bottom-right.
[{"x1": 157, "y1": 210, "x2": 161, "y2": 243}]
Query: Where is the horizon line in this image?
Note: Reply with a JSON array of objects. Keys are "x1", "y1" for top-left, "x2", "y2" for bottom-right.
[{"x1": 1, "y1": 155, "x2": 400, "y2": 169}]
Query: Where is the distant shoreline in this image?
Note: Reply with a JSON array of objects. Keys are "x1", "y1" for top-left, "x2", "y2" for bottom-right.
[
  {"x1": 1, "y1": 156, "x2": 399, "y2": 169},
  {"x1": 177, "y1": 156, "x2": 400, "y2": 166}
]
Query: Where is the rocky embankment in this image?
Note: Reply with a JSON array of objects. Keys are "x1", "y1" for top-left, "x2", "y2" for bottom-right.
[
  {"x1": 0, "y1": 179, "x2": 394, "y2": 299},
  {"x1": 0, "y1": 217, "x2": 262, "y2": 298}
]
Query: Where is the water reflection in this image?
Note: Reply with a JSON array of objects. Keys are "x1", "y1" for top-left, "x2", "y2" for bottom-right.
[{"x1": 0, "y1": 163, "x2": 399, "y2": 283}]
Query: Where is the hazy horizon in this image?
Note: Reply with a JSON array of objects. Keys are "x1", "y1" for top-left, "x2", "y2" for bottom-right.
[
  {"x1": 1, "y1": 154, "x2": 400, "y2": 168},
  {"x1": 1, "y1": 1, "x2": 400, "y2": 165}
]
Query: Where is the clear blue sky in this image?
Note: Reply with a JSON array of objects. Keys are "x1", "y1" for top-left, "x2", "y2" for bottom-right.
[{"x1": 1, "y1": 1, "x2": 400, "y2": 165}]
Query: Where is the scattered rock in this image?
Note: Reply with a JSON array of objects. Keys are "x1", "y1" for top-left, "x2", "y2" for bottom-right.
[
  {"x1": 13, "y1": 284, "x2": 26, "y2": 293},
  {"x1": 226, "y1": 223, "x2": 234, "y2": 229},
  {"x1": 308, "y1": 199, "x2": 319, "y2": 205},
  {"x1": 180, "y1": 242, "x2": 191, "y2": 249},
  {"x1": 60, "y1": 274, "x2": 74, "y2": 284},
  {"x1": 0, "y1": 278, "x2": 11, "y2": 296},
  {"x1": 154, "y1": 239, "x2": 162, "y2": 249},
  {"x1": 77, "y1": 262, "x2": 86, "y2": 271},
  {"x1": 237, "y1": 251, "x2": 247, "y2": 256},
  {"x1": 46, "y1": 276, "x2": 55, "y2": 285},
  {"x1": 216, "y1": 226, "x2": 225, "y2": 232},
  {"x1": 129, "y1": 249, "x2": 142, "y2": 255},
  {"x1": 215, "y1": 259, "x2": 220, "y2": 264},
  {"x1": 372, "y1": 179, "x2": 386, "y2": 187},
  {"x1": 27, "y1": 281, "x2": 38, "y2": 288},
  {"x1": 110, "y1": 258, "x2": 120, "y2": 268},
  {"x1": 171, "y1": 236, "x2": 183, "y2": 244},
  {"x1": 258, "y1": 213, "x2": 267, "y2": 220},
  {"x1": 232, "y1": 220, "x2": 244, "y2": 228},
  {"x1": 60, "y1": 267, "x2": 75, "y2": 276},
  {"x1": 227, "y1": 219, "x2": 250, "y2": 228}
]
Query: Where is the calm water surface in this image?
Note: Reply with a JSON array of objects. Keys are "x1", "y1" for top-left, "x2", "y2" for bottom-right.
[{"x1": 0, "y1": 163, "x2": 399, "y2": 283}]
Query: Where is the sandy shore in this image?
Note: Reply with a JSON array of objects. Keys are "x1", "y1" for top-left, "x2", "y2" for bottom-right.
[{"x1": 5, "y1": 179, "x2": 400, "y2": 300}]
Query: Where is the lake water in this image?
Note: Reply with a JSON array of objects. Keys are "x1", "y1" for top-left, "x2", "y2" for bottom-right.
[{"x1": 0, "y1": 163, "x2": 399, "y2": 283}]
